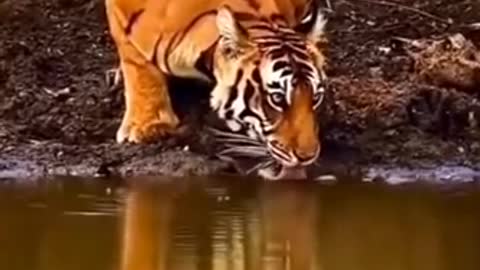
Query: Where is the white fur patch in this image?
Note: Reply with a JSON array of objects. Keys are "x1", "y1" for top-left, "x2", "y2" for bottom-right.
[{"x1": 308, "y1": 9, "x2": 327, "y2": 42}]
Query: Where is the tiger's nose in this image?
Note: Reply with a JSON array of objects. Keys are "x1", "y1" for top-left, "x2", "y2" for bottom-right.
[{"x1": 293, "y1": 145, "x2": 320, "y2": 165}]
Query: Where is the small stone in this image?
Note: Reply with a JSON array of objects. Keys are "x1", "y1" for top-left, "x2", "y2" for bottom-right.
[
  {"x1": 378, "y1": 46, "x2": 391, "y2": 54},
  {"x1": 315, "y1": 174, "x2": 337, "y2": 182},
  {"x1": 369, "y1": 67, "x2": 382, "y2": 76}
]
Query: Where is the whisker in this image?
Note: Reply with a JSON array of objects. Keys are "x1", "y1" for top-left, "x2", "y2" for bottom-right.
[
  {"x1": 215, "y1": 154, "x2": 235, "y2": 163},
  {"x1": 227, "y1": 141, "x2": 264, "y2": 149},
  {"x1": 208, "y1": 126, "x2": 280, "y2": 176},
  {"x1": 208, "y1": 127, "x2": 264, "y2": 146},
  {"x1": 246, "y1": 159, "x2": 276, "y2": 175},
  {"x1": 217, "y1": 137, "x2": 264, "y2": 146},
  {"x1": 220, "y1": 146, "x2": 267, "y2": 153},
  {"x1": 218, "y1": 146, "x2": 269, "y2": 157},
  {"x1": 246, "y1": 163, "x2": 267, "y2": 175},
  {"x1": 207, "y1": 127, "x2": 249, "y2": 139}
]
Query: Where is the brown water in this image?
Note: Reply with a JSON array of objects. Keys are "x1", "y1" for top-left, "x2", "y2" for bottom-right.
[{"x1": 0, "y1": 176, "x2": 480, "y2": 270}]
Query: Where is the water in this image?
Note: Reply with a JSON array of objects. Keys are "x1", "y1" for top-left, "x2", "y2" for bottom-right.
[{"x1": 1, "y1": 176, "x2": 480, "y2": 270}]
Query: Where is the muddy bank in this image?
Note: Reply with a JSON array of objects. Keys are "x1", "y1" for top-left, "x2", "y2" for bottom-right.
[{"x1": 0, "y1": 0, "x2": 479, "y2": 180}]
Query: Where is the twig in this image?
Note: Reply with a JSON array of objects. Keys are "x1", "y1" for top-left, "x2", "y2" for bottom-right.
[
  {"x1": 391, "y1": 36, "x2": 424, "y2": 48},
  {"x1": 464, "y1": 22, "x2": 480, "y2": 30},
  {"x1": 105, "y1": 67, "x2": 122, "y2": 89},
  {"x1": 347, "y1": 23, "x2": 405, "y2": 34},
  {"x1": 42, "y1": 87, "x2": 71, "y2": 97},
  {"x1": 325, "y1": 0, "x2": 333, "y2": 10},
  {"x1": 356, "y1": 0, "x2": 453, "y2": 25}
]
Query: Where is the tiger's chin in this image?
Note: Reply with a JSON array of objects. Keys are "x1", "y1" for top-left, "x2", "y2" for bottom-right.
[{"x1": 258, "y1": 163, "x2": 307, "y2": 181}]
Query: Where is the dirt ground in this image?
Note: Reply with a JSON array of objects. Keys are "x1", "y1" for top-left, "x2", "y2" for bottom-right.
[{"x1": 0, "y1": 0, "x2": 479, "y2": 180}]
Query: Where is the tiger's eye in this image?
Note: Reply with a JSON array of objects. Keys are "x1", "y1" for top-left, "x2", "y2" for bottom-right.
[
  {"x1": 271, "y1": 93, "x2": 284, "y2": 104},
  {"x1": 269, "y1": 92, "x2": 287, "y2": 110}
]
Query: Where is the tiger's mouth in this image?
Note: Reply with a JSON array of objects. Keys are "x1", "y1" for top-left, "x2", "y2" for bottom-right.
[{"x1": 209, "y1": 127, "x2": 309, "y2": 180}]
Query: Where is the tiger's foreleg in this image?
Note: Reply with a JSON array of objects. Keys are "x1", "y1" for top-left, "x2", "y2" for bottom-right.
[{"x1": 115, "y1": 44, "x2": 180, "y2": 143}]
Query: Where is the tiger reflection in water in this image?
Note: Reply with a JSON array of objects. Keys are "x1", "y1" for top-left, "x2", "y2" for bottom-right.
[{"x1": 119, "y1": 182, "x2": 320, "y2": 270}]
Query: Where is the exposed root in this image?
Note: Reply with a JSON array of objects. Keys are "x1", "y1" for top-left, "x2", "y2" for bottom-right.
[{"x1": 401, "y1": 33, "x2": 480, "y2": 92}]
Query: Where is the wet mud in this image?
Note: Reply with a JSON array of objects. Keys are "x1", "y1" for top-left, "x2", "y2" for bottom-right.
[{"x1": 0, "y1": 0, "x2": 479, "y2": 181}]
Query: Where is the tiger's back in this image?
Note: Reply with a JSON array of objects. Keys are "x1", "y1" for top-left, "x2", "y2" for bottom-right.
[
  {"x1": 107, "y1": 0, "x2": 312, "y2": 32},
  {"x1": 106, "y1": 0, "x2": 313, "y2": 78}
]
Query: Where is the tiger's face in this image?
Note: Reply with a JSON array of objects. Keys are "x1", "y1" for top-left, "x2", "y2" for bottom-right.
[{"x1": 211, "y1": 5, "x2": 327, "y2": 168}]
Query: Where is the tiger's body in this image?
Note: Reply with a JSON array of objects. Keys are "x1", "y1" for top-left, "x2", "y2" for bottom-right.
[{"x1": 105, "y1": 0, "x2": 328, "y2": 179}]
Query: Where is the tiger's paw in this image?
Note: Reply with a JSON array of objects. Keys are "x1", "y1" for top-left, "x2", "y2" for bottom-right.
[{"x1": 116, "y1": 114, "x2": 182, "y2": 144}]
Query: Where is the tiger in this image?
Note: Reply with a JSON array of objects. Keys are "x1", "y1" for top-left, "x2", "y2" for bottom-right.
[{"x1": 105, "y1": 0, "x2": 328, "y2": 179}]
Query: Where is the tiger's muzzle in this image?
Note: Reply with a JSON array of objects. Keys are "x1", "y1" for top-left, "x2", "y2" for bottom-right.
[{"x1": 267, "y1": 139, "x2": 320, "y2": 168}]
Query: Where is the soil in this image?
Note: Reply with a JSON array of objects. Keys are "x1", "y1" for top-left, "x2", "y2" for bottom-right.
[{"x1": 0, "y1": 0, "x2": 479, "y2": 181}]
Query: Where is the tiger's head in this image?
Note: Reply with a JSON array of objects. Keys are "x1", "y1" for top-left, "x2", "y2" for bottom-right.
[{"x1": 210, "y1": 5, "x2": 328, "y2": 170}]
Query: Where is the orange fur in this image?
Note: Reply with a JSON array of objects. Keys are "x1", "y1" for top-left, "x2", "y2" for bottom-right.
[
  {"x1": 106, "y1": 0, "x2": 315, "y2": 143},
  {"x1": 105, "y1": 0, "x2": 328, "y2": 174},
  {"x1": 121, "y1": 184, "x2": 174, "y2": 270},
  {"x1": 276, "y1": 82, "x2": 320, "y2": 161}
]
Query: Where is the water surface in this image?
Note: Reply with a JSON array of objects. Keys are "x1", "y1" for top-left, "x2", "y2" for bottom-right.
[{"x1": 1, "y1": 176, "x2": 480, "y2": 270}]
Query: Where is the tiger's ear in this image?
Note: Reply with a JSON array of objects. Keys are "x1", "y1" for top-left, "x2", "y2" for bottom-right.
[
  {"x1": 216, "y1": 6, "x2": 250, "y2": 56},
  {"x1": 295, "y1": 5, "x2": 327, "y2": 45},
  {"x1": 308, "y1": 9, "x2": 327, "y2": 44}
]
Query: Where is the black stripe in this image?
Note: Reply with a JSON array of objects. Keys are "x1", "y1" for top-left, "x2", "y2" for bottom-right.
[
  {"x1": 291, "y1": 51, "x2": 310, "y2": 61},
  {"x1": 258, "y1": 41, "x2": 283, "y2": 48},
  {"x1": 288, "y1": 45, "x2": 310, "y2": 58},
  {"x1": 294, "y1": 0, "x2": 319, "y2": 34},
  {"x1": 224, "y1": 69, "x2": 243, "y2": 109},
  {"x1": 239, "y1": 81, "x2": 262, "y2": 123},
  {"x1": 270, "y1": 144, "x2": 291, "y2": 161},
  {"x1": 176, "y1": 10, "x2": 218, "y2": 47},
  {"x1": 150, "y1": 33, "x2": 162, "y2": 66},
  {"x1": 251, "y1": 68, "x2": 262, "y2": 85},
  {"x1": 125, "y1": 9, "x2": 145, "y2": 35},
  {"x1": 267, "y1": 49, "x2": 285, "y2": 59},
  {"x1": 296, "y1": 62, "x2": 315, "y2": 74},
  {"x1": 270, "y1": 14, "x2": 286, "y2": 23},
  {"x1": 233, "y1": 11, "x2": 258, "y2": 21},
  {"x1": 123, "y1": 57, "x2": 144, "y2": 67},
  {"x1": 245, "y1": 0, "x2": 260, "y2": 10},
  {"x1": 281, "y1": 69, "x2": 293, "y2": 77},
  {"x1": 164, "y1": 10, "x2": 217, "y2": 75},
  {"x1": 256, "y1": 37, "x2": 283, "y2": 44},
  {"x1": 194, "y1": 38, "x2": 218, "y2": 80},
  {"x1": 243, "y1": 80, "x2": 255, "y2": 103},
  {"x1": 263, "y1": 130, "x2": 274, "y2": 136},
  {"x1": 281, "y1": 36, "x2": 304, "y2": 43},
  {"x1": 273, "y1": 61, "x2": 289, "y2": 71},
  {"x1": 267, "y1": 82, "x2": 282, "y2": 89},
  {"x1": 248, "y1": 24, "x2": 273, "y2": 31},
  {"x1": 225, "y1": 109, "x2": 234, "y2": 119}
]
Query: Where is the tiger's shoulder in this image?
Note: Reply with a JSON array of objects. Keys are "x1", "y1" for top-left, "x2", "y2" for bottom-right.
[
  {"x1": 105, "y1": 0, "x2": 317, "y2": 74},
  {"x1": 107, "y1": 0, "x2": 314, "y2": 31}
]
